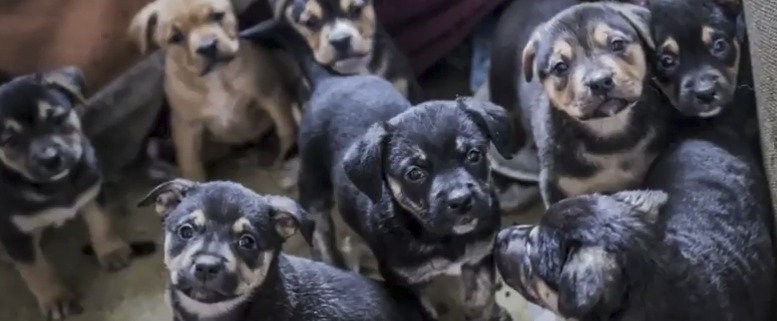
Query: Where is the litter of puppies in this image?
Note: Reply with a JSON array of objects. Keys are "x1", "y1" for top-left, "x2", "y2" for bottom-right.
[{"x1": 0, "y1": 0, "x2": 773, "y2": 321}]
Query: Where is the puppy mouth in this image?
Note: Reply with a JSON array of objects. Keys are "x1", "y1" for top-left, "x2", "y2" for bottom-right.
[
  {"x1": 580, "y1": 98, "x2": 632, "y2": 120},
  {"x1": 330, "y1": 53, "x2": 371, "y2": 74},
  {"x1": 48, "y1": 169, "x2": 71, "y2": 181},
  {"x1": 452, "y1": 217, "x2": 479, "y2": 234},
  {"x1": 200, "y1": 55, "x2": 237, "y2": 76},
  {"x1": 178, "y1": 285, "x2": 239, "y2": 304}
]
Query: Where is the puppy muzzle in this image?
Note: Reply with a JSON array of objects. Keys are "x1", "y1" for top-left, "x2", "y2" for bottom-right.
[{"x1": 176, "y1": 255, "x2": 240, "y2": 303}]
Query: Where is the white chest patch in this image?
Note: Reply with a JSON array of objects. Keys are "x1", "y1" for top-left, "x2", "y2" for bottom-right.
[
  {"x1": 11, "y1": 183, "x2": 100, "y2": 233},
  {"x1": 558, "y1": 129, "x2": 656, "y2": 197},
  {"x1": 394, "y1": 238, "x2": 494, "y2": 284}
]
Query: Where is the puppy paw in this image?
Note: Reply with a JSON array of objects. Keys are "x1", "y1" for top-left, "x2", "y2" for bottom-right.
[
  {"x1": 95, "y1": 238, "x2": 132, "y2": 271},
  {"x1": 37, "y1": 287, "x2": 83, "y2": 320}
]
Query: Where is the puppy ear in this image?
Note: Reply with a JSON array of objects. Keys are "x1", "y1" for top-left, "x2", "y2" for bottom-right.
[
  {"x1": 129, "y1": 2, "x2": 161, "y2": 54},
  {"x1": 522, "y1": 35, "x2": 538, "y2": 82},
  {"x1": 41, "y1": 66, "x2": 87, "y2": 106},
  {"x1": 610, "y1": 3, "x2": 655, "y2": 50},
  {"x1": 343, "y1": 122, "x2": 389, "y2": 204},
  {"x1": 458, "y1": 98, "x2": 520, "y2": 158},
  {"x1": 611, "y1": 190, "x2": 667, "y2": 223},
  {"x1": 736, "y1": 13, "x2": 747, "y2": 43},
  {"x1": 558, "y1": 246, "x2": 623, "y2": 318},
  {"x1": 714, "y1": 0, "x2": 742, "y2": 18},
  {"x1": 266, "y1": 195, "x2": 314, "y2": 246},
  {"x1": 138, "y1": 179, "x2": 196, "y2": 218}
]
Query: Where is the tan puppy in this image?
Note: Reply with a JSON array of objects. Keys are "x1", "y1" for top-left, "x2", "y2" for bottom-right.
[{"x1": 130, "y1": 0, "x2": 300, "y2": 181}]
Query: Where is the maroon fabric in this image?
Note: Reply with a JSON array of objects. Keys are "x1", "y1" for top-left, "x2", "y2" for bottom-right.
[{"x1": 376, "y1": 0, "x2": 506, "y2": 74}]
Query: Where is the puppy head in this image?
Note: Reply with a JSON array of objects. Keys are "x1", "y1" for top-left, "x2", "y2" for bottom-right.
[
  {"x1": 495, "y1": 190, "x2": 667, "y2": 319},
  {"x1": 647, "y1": 0, "x2": 743, "y2": 117},
  {"x1": 139, "y1": 180, "x2": 314, "y2": 304},
  {"x1": 276, "y1": 0, "x2": 376, "y2": 75},
  {"x1": 343, "y1": 99, "x2": 517, "y2": 235},
  {"x1": 0, "y1": 67, "x2": 87, "y2": 183},
  {"x1": 523, "y1": 3, "x2": 654, "y2": 120},
  {"x1": 130, "y1": 0, "x2": 240, "y2": 75}
]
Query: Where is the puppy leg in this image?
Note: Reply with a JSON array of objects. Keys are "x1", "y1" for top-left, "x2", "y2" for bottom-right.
[
  {"x1": 461, "y1": 256, "x2": 504, "y2": 321},
  {"x1": 539, "y1": 170, "x2": 564, "y2": 208},
  {"x1": 260, "y1": 93, "x2": 298, "y2": 166},
  {"x1": 298, "y1": 156, "x2": 346, "y2": 267},
  {"x1": 82, "y1": 200, "x2": 132, "y2": 271},
  {"x1": 3, "y1": 231, "x2": 82, "y2": 320},
  {"x1": 171, "y1": 116, "x2": 207, "y2": 181}
]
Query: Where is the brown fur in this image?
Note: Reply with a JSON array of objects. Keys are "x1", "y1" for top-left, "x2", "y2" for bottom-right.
[{"x1": 130, "y1": 0, "x2": 301, "y2": 181}]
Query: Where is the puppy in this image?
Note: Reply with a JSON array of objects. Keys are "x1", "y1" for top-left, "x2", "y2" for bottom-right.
[
  {"x1": 139, "y1": 180, "x2": 427, "y2": 321},
  {"x1": 522, "y1": 2, "x2": 673, "y2": 205},
  {"x1": 0, "y1": 67, "x2": 132, "y2": 320},
  {"x1": 267, "y1": 0, "x2": 422, "y2": 102},
  {"x1": 640, "y1": 0, "x2": 748, "y2": 118},
  {"x1": 130, "y1": 0, "x2": 301, "y2": 181},
  {"x1": 495, "y1": 127, "x2": 776, "y2": 320}
]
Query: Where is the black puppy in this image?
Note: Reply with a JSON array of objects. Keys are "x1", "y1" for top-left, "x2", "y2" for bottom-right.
[
  {"x1": 0, "y1": 67, "x2": 132, "y2": 320},
  {"x1": 139, "y1": 180, "x2": 426, "y2": 321},
  {"x1": 266, "y1": 0, "x2": 422, "y2": 102},
  {"x1": 495, "y1": 126, "x2": 776, "y2": 320},
  {"x1": 521, "y1": 2, "x2": 673, "y2": 205}
]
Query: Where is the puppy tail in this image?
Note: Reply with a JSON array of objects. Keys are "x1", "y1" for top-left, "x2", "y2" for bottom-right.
[{"x1": 240, "y1": 20, "x2": 334, "y2": 88}]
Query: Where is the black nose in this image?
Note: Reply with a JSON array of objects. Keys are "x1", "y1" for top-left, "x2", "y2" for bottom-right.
[
  {"x1": 196, "y1": 39, "x2": 219, "y2": 59},
  {"x1": 586, "y1": 72, "x2": 615, "y2": 96},
  {"x1": 694, "y1": 83, "x2": 717, "y2": 103},
  {"x1": 329, "y1": 33, "x2": 352, "y2": 52},
  {"x1": 35, "y1": 147, "x2": 62, "y2": 171},
  {"x1": 447, "y1": 189, "x2": 473, "y2": 212},
  {"x1": 192, "y1": 257, "x2": 224, "y2": 283}
]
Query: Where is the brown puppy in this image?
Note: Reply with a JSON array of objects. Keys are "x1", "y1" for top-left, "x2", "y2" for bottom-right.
[{"x1": 130, "y1": 0, "x2": 300, "y2": 181}]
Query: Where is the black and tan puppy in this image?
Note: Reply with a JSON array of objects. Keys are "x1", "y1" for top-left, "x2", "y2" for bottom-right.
[
  {"x1": 0, "y1": 67, "x2": 132, "y2": 320},
  {"x1": 522, "y1": 2, "x2": 673, "y2": 205},
  {"x1": 638, "y1": 0, "x2": 748, "y2": 118},
  {"x1": 267, "y1": 0, "x2": 422, "y2": 102},
  {"x1": 139, "y1": 180, "x2": 426, "y2": 321},
  {"x1": 495, "y1": 126, "x2": 775, "y2": 320}
]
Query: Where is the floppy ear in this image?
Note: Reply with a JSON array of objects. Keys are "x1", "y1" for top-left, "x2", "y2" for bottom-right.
[
  {"x1": 129, "y1": 2, "x2": 161, "y2": 54},
  {"x1": 41, "y1": 66, "x2": 87, "y2": 105},
  {"x1": 736, "y1": 13, "x2": 747, "y2": 43},
  {"x1": 558, "y1": 246, "x2": 623, "y2": 318},
  {"x1": 343, "y1": 122, "x2": 389, "y2": 204},
  {"x1": 610, "y1": 3, "x2": 655, "y2": 50},
  {"x1": 714, "y1": 0, "x2": 742, "y2": 18},
  {"x1": 266, "y1": 195, "x2": 314, "y2": 246},
  {"x1": 611, "y1": 190, "x2": 668, "y2": 222},
  {"x1": 522, "y1": 35, "x2": 539, "y2": 82},
  {"x1": 138, "y1": 179, "x2": 196, "y2": 218},
  {"x1": 458, "y1": 98, "x2": 520, "y2": 158}
]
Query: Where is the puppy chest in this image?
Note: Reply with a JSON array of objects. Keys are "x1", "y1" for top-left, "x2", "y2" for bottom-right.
[
  {"x1": 203, "y1": 97, "x2": 268, "y2": 143},
  {"x1": 10, "y1": 184, "x2": 100, "y2": 233},
  {"x1": 394, "y1": 239, "x2": 493, "y2": 284},
  {"x1": 558, "y1": 146, "x2": 655, "y2": 197}
]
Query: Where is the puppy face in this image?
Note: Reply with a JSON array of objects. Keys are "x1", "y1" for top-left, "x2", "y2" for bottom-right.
[
  {"x1": 649, "y1": 0, "x2": 742, "y2": 117},
  {"x1": 282, "y1": 0, "x2": 376, "y2": 74},
  {"x1": 344, "y1": 99, "x2": 518, "y2": 235},
  {"x1": 495, "y1": 190, "x2": 667, "y2": 319},
  {"x1": 0, "y1": 67, "x2": 86, "y2": 183},
  {"x1": 523, "y1": 3, "x2": 654, "y2": 120},
  {"x1": 139, "y1": 180, "x2": 313, "y2": 304},
  {"x1": 130, "y1": 0, "x2": 240, "y2": 75}
]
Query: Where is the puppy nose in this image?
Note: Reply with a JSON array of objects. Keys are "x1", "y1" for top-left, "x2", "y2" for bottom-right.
[
  {"x1": 36, "y1": 147, "x2": 62, "y2": 170},
  {"x1": 694, "y1": 76, "x2": 718, "y2": 103},
  {"x1": 329, "y1": 33, "x2": 352, "y2": 52},
  {"x1": 585, "y1": 72, "x2": 615, "y2": 96},
  {"x1": 192, "y1": 257, "x2": 224, "y2": 283},
  {"x1": 196, "y1": 39, "x2": 219, "y2": 59},
  {"x1": 447, "y1": 189, "x2": 473, "y2": 213}
]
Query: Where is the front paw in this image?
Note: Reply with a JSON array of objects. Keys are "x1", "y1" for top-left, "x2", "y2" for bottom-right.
[
  {"x1": 95, "y1": 238, "x2": 132, "y2": 271},
  {"x1": 37, "y1": 286, "x2": 83, "y2": 320}
]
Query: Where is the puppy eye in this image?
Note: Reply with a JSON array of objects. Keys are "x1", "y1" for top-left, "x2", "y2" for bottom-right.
[
  {"x1": 610, "y1": 39, "x2": 627, "y2": 53},
  {"x1": 349, "y1": 5, "x2": 363, "y2": 18},
  {"x1": 659, "y1": 54, "x2": 677, "y2": 70},
  {"x1": 551, "y1": 61, "x2": 569, "y2": 77},
  {"x1": 177, "y1": 223, "x2": 195, "y2": 240},
  {"x1": 466, "y1": 149, "x2": 482, "y2": 163},
  {"x1": 404, "y1": 166, "x2": 427, "y2": 183},
  {"x1": 210, "y1": 11, "x2": 225, "y2": 22},
  {"x1": 238, "y1": 234, "x2": 257, "y2": 250},
  {"x1": 169, "y1": 27, "x2": 185, "y2": 44},
  {"x1": 302, "y1": 16, "x2": 322, "y2": 30},
  {"x1": 712, "y1": 38, "x2": 728, "y2": 55}
]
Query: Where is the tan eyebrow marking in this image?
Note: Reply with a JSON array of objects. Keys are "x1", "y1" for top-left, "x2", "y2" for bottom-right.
[
  {"x1": 702, "y1": 26, "x2": 715, "y2": 46},
  {"x1": 553, "y1": 39, "x2": 574, "y2": 61},
  {"x1": 4, "y1": 120, "x2": 22, "y2": 132},
  {"x1": 191, "y1": 209, "x2": 207, "y2": 227},
  {"x1": 593, "y1": 23, "x2": 615, "y2": 47},
  {"x1": 232, "y1": 217, "x2": 251, "y2": 234},
  {"x1": 661, "y1": 37, "x2": 679, "y2": 55}
]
